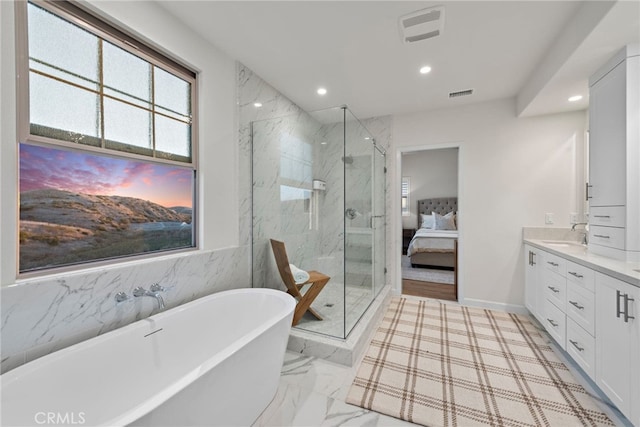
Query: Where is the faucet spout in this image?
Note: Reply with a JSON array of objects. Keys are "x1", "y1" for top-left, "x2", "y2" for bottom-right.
[
  {"x1": 570, "y1": 222, "x2": 589, "y2": 244},
  {"x1": 133, "y1": 286, "x2": 166, "y2": 311},
  {"x1": 153, "y1": 293, "x2": 165, "y2": 310}
]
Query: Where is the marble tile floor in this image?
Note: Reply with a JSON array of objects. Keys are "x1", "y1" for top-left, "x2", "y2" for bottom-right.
[
  {"x1": 253, "y1": 351, "x2": 418, "y2": 427},
  {"x1": 257, "y1": 294, "x2": 630, "y2": 427}
]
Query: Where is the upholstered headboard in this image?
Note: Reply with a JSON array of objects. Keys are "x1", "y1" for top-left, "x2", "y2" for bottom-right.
[{"x1": 417, "y1": 197, "x2": 458, "y2": 228}]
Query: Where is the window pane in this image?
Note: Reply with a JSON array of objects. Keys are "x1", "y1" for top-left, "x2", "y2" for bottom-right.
[
  {"x1": 155, "y1": 67, "x2": 190, "y2": 118},
  {"x1": 30, "y1": 72, "x2": 100, "y2": 145},
  {"x1": 28, "y1": 3, "x2": 98, "y2": 92},
  {"x1": 19, "y1": 143, "x2": 194, "y2": 273},
  {"x1": 103, "y1": 41, "x2": 152, "y2": 109},
  {"x1": 104, "y1": 98, "x2": 151, "y2": 154},
  {"x1": 155, "y1": 115, "x2": 191, "y2": 161}
]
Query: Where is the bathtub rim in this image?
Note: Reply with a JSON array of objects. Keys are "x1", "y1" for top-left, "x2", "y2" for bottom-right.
[{"x1": 1, "y1": 288, "x2": 295, "y2": 427}]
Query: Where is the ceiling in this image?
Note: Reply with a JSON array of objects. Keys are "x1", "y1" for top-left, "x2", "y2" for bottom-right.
[{"x1": 158, "y1": 1, "x2": 640, "y2": 120}]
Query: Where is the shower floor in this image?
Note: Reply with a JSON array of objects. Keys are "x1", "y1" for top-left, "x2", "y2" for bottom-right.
[{"x1": 295, "y1": 283, "x2": 374, "y2": 337}]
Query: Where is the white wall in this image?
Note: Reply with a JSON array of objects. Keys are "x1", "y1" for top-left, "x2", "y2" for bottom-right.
[
  {"x1": 401, "y1": 148, "x2": 458, "y2": 230},
  {"x1": 391, "y1": 98, "x2": 587, "y2": 310}
]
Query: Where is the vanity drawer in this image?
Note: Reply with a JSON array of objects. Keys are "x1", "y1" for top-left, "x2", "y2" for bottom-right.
[
  {"x1": 567, "y1": 318, "x2": 596, "y2": 379},
  {"x1": 543, "y1": 253, "x2": 567, "y2": 277},
  {"x1": 590, "y1": 206, "x2": 626, "y2": 228},
  {"x1": 566, "y1": 261, "x2": 595, "y2": 292},
  {"x1": 543, "y1": 269, "x2": 566, "y2": 311},
  {"x1": 589, "y1": 225, "x2": 625, "y2": 250},
  {"x1": 544, "y1": 298, "x2": 566, "y2": 349},
  {"x1": 566, "y1": 282, "x2": 595, "y2": 336}
]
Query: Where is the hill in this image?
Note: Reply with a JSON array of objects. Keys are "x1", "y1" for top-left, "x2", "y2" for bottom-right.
[{"x1": 20, "y1": 188, "x2": 191, "y2": 232}]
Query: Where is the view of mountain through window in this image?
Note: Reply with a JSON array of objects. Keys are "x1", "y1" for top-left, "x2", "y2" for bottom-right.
[{"x1": 19, "y1": 144, "x2": 194, "y2": 272}]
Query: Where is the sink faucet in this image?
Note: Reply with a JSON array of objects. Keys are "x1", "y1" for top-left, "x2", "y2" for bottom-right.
[
  {"x1": 133, "y1": 284, "x2": 165, "y2": 310},
  {"x1": 571, "y1": 222, "x2": 589, "y2": 244}
]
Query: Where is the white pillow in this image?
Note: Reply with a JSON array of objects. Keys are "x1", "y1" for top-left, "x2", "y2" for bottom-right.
[
  {"x1": 420, "y1": 214, "x2": 434, "y2": 229},
  {"x1": 433, "y1": 211, "x2": 456, "y2": 230}
]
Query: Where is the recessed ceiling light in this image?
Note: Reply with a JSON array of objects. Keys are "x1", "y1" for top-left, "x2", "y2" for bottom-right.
[
  {"x1": 568, "y1": 95, "x2": 583, "y2": 102},
  {"x1": 320, "y1": 141, "x2": 328, "y2": 145},
  {"x1": 419, "y1": 66, "x2": 432, "y2": 74},
  {"x1": 317, "y1": 87, "x2": 327, "y2": 95},
  {"x1": 254, "y1": 102, "x2": 262, "y2": 108}
]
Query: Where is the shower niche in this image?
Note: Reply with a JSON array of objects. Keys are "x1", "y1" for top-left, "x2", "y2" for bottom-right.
[{"x1": 251, "y1": 106, "x2": 386, "y2": 339}]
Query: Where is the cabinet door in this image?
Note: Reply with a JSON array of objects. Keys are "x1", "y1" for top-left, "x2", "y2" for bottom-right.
[
  {"x1": 524, "y1": 246, "x2": 537, "y2": 314},
  {"x1": 589, "y1": 60, "x2": 626, "y2": 207},
  {"x1": 524, "y1": 246, "x2": 544, "y2": 323},
  {"x1": 595, "y1": 273, "x2": 640, "y2": 422}
]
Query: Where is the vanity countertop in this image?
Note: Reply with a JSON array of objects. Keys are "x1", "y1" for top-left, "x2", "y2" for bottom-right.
[{"x1": 524, "y1": 239, "x2": 640, "y2": 288}]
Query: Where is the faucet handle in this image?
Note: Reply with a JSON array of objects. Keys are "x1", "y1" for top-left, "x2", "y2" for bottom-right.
[
  {"x1": 150, "y1": 283, "x2": 164, "y2": 292},
  {"x1": 133, "y1": 286, "x2": 147, "y2": 297},
  {"x1": 114, "y1": 292, "x2": 129, "y2": 303}
]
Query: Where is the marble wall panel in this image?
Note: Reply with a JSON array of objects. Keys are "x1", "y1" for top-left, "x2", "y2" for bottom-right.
[{"x1": 1, "y1": 246, "x2": 248, "y2": 373}]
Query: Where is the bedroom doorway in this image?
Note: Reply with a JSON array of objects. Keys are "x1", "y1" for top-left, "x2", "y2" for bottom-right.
[{"x1": 400, "y1": 146, "x2": 459, "y2": 301}]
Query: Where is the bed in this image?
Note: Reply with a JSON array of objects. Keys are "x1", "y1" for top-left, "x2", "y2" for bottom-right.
[{"x1": 407, "y1": 197, "x2": 458, "y2": 269}]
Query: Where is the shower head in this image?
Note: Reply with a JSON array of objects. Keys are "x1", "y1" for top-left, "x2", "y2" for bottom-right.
[{"x1": 342, "y1": 155, "x2": 354, "y2": 164}]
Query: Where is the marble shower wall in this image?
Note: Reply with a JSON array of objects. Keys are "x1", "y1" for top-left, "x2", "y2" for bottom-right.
[
  {"x1": 251, "y1": 112, "x2": 326, "y2": 288},
  {"x1": 1, "y1": 246, "x2": 250, "y2": 373}
]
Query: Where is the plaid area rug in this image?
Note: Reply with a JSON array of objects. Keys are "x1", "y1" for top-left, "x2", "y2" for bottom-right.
[{"x1": 346, "y1": 297, "x2": 613, "y2": 427}]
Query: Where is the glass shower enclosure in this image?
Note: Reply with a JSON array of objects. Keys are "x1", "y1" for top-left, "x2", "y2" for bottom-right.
[{"x1": 251, "y1": 106, "x2": 386, "y2": 339}]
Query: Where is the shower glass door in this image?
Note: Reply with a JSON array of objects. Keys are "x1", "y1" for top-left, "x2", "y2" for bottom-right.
[{"x1": 344, "y1": 108, "x2": 380, "y2": 336}]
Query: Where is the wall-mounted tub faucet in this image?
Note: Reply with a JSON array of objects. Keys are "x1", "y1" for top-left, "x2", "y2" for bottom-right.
[{"x1": 133, "y1": 284, "x2": 165, "y2": 311}]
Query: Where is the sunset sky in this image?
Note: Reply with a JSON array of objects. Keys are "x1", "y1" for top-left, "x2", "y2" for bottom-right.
[{"x1": 20, "y1": 143, "x2": 193, "y2": 208}]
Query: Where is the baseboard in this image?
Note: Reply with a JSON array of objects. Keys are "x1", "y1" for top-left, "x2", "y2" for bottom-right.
[{"x1": 459, "y1": 297, "x2": 528, "y2": 315}]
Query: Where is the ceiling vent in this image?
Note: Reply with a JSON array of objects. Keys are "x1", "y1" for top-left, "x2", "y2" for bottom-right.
[
  {"x1": 449, "y1": 89, "x2": 473, "y2": 98},
  {"x1": 399, "y1": 6, "x2": 445, "y2": 44}
]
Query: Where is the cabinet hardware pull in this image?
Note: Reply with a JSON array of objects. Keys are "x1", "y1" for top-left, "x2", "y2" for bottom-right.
[
  {"x1": 593, "y1": 215, "x2": 611, "y2": 218},
  {"x1": 547, "y1": 261, "x2": 559, "y2": 267},
  {"x1": 569, "y1": 340, "x2": 585, "y2": 352},
  {"x1": 594, "y1": 234, "x2": 610, "y2": 239},
  {"x1": 616, "y1": 290, "x2": 623, "y2": 318},
  {"x1": 547, "y1": 286, "x2": 560, "y2": 293},
  {"x1": 528, "y1": 251, "x2": 533, "y2": 266},
  {"x1": 532, "y1": 252, "x2": 536, "y2": 265},
  {"x1": 568, "y1": 271, "x2": 584, "y2": 278},
  {"x1": 569, "y1": 300, "x2": 584, "y2": 310},
  {"x1": 585, "y1": 183, "x2": 592, "y2": 200},
  {"x1": 624, "y1": 294, "x2": 635, "y2": 323},
  {"x1": 547, "y1": 318, "x2": 559, "y2": 327}
]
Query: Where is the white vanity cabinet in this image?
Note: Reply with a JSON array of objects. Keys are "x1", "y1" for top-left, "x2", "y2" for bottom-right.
[
  {"x1": 595, "y1": 272, "x2": 640, "y2": 426},
  {"x1": 524, "y1": 241, "x2": 640, "y2": 425},
  {"x1": 587, "y1": 44, "x2": 640, "y2": 259}
]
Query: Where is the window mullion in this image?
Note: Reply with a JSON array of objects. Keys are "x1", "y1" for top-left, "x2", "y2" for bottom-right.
[
  {"x1": 151, "y1": 65, "x2": 156, "y2": 158},
  {"x1": 98, "y1": 38, "x2": 105, "y2": 149}
]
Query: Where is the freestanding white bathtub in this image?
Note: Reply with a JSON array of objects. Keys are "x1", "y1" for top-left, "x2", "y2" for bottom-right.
[{"x1": 1, "y1": 288, "x2": 295, "y2": 426}]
